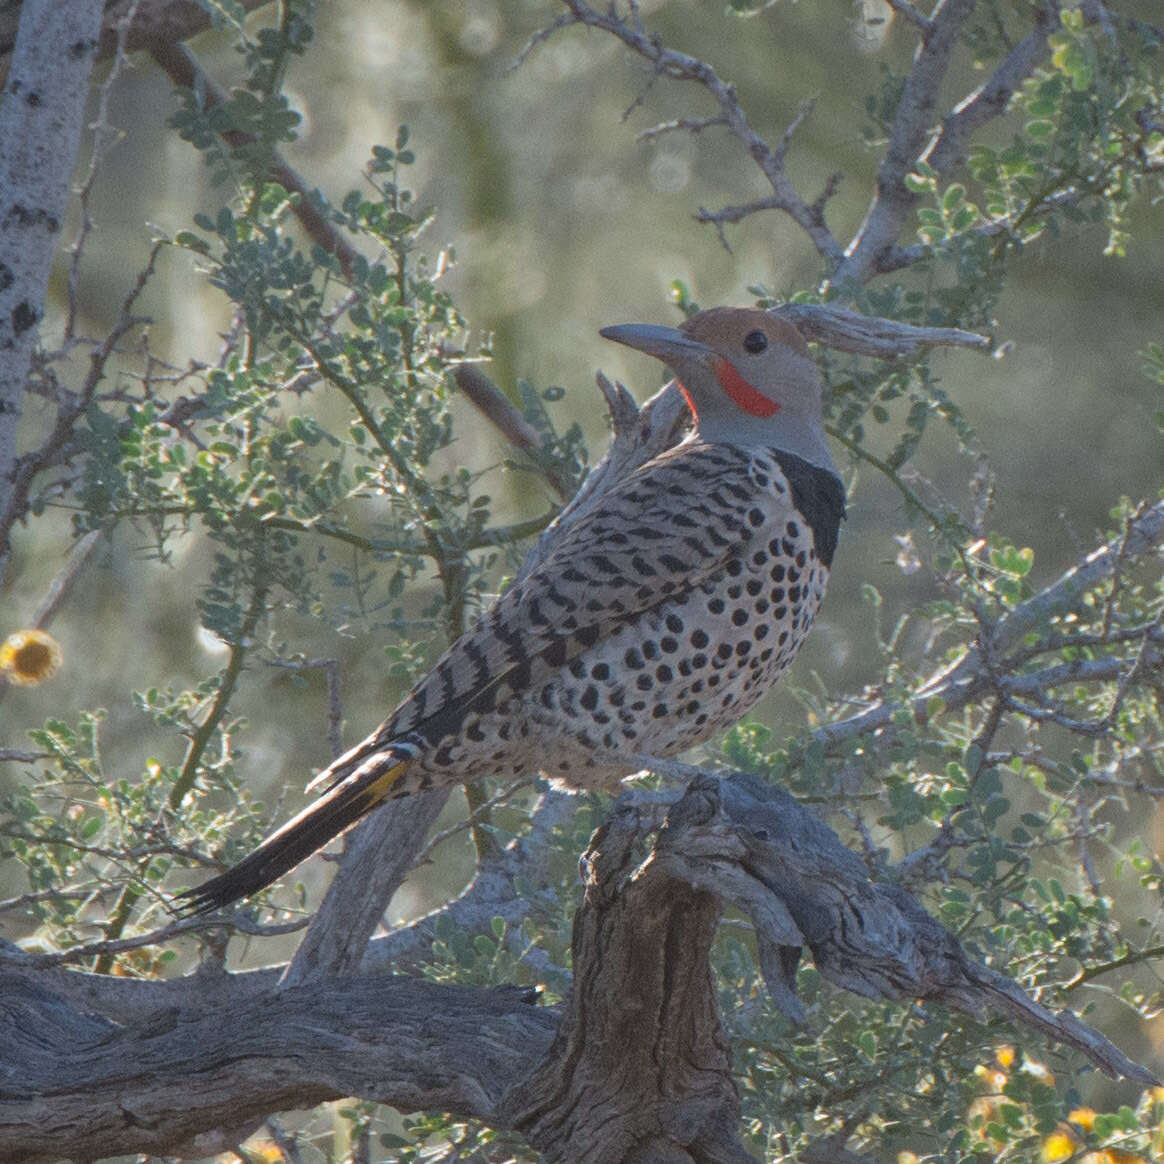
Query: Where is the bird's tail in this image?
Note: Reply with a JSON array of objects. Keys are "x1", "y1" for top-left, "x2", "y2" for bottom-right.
[{"x1": 172, "y1": 738, "x2": 419, "y2": 917}]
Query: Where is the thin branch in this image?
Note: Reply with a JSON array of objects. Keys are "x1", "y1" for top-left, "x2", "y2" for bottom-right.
[
  {"x1": 94, "y1": 575, "x2": 269, "y2": 974},
  {"x1": 0, "y1": 912, "x2": 308, "y2": 969},
  {"x1": 1062, "y1": 943, "x2": 1164, "y2": 992},
  {"x1": 452, "y1": 364, "x2": 576, "y2": 501},
  {"x1": 267, "y1": 655, "x2": 344, "y2": 760},
  {"x1": 922, "y1": 2, "x2": 1063, "y2": 178},
  {"x1": 30, "y1": 529, "x2": 104, "y2": 628},
  {"x1": 815, "y1": 497, "x2": 1164, "y2": 749},
  {"x1": 147, "y1": 40, "x2": 361, "y2": 280},
  {"x1": 532, "y1": 1, "x2": 844, "y2": 266},
  {"x1": 0, "y1": 242, "x2": 162, "y2": 565},
  {"x1": 637, "y1": 115, "x2": 728, "y2": 142},
  {"x1": 877, "y1": 189, "x2": 1086, "y2": 272},
  {"x1": 884, "y1": 0, "x2": 933, "y2": 34},
  {"x1": 65, "y1": 0, "x2": 139, "y2": 343},
  {"x1": 832, "y1": 0, "x2": 986, "y2": 288}
]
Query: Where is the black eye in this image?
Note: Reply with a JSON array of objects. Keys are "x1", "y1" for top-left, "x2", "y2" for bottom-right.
[{"x1": 743, "y1": 329, "x2": 768, "y2": 354}]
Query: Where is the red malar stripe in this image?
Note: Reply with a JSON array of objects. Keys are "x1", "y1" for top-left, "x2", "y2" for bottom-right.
[{"x1": 715, "y1": 358, "x2": 780, "y2": 417}]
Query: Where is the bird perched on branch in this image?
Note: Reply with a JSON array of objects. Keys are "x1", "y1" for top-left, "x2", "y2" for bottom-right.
[{"x1": 176, "y1": 307, "x2": 845, "y2": 916}]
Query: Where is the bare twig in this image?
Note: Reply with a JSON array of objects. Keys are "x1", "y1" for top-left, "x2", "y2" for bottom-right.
[
  {"x1": 527, "y1": 1, "x2": 844, "y2": 266},
  {"x1": 65, "y1": 1, "x2": 139, "y2": 343},
  {"x1": 637, "y1": 114, "x2": 728, "y2": 142}
]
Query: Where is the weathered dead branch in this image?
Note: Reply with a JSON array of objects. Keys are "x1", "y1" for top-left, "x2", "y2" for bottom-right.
[{"x1": 2, "y1": 773, "x2": 1151, "y2": 1162}]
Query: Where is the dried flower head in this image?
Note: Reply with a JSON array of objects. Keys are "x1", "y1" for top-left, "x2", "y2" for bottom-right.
[{"x1": 0, "y1": 629, "x2": 63, "y2": 686}]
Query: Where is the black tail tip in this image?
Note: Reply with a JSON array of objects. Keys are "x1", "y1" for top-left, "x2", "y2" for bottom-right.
[{"x1": 169, "y1": 869, "x2": 256, "y2": 919}]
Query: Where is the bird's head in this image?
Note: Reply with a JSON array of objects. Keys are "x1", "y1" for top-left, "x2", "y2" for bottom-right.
[{"x1": 600, "y1": 306, "x2": 834, "y2": 473}]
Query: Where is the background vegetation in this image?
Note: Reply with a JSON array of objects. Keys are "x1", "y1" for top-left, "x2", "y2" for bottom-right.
[{"x1": 1, "y1": 1, "x2": 1162, "y2": 1161}]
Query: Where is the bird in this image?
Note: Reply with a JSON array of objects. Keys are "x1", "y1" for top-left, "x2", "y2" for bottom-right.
[{"x1": 175, "y1": 307, "x2": 845, "y2": 916}]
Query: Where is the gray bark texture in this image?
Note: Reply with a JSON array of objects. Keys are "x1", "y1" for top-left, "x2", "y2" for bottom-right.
[
  {"x1": 1, "y1": 774, "x2": 1153, "y2": 1163},
  {"x1": 0, "y1": 0, "x2": 103, "y2": 578}
]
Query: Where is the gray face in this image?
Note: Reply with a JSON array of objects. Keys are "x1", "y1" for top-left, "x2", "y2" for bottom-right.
[{"x1": 600, "y1": 311, "x2": 836, "y2": 473}]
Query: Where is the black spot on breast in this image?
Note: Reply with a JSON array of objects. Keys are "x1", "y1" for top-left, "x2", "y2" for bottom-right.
[{"x1": 574, "y1": 624, "x2": 600, "y2": 648}]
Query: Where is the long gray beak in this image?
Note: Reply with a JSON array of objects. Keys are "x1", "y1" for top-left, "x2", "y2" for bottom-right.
[{"x1": 599, "y1": 323, "x2": 714, "y2": 364}]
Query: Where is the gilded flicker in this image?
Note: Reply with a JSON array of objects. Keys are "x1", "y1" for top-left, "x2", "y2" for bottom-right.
[{"x1": 176, "y1": 307, "x2": 845, "y2": 915}]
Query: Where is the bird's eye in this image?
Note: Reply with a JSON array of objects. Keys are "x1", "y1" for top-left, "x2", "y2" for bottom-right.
[{"x1": 743, "y1": 329, "x2": 768, "y2": 354}]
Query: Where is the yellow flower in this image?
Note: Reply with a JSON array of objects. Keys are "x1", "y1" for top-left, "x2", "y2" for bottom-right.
[
  {"x1": 1069, "y1": 1108, "x2": 1098, "y2": 1131},
  {"x1": 1043, "y1": 1131, "x2": 1076, "y2": 1162},
  {"x1": 0, "y1": 629, "x2": 63, "y2": 686},
  {"x1": 995, "y1": 1045, "x2": 1016, "y2": 1069}
]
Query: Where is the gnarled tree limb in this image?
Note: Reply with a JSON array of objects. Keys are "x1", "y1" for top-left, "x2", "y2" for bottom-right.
[{"x1": 3, "y1": 773, "x2": 1151, "y2": 1162}]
